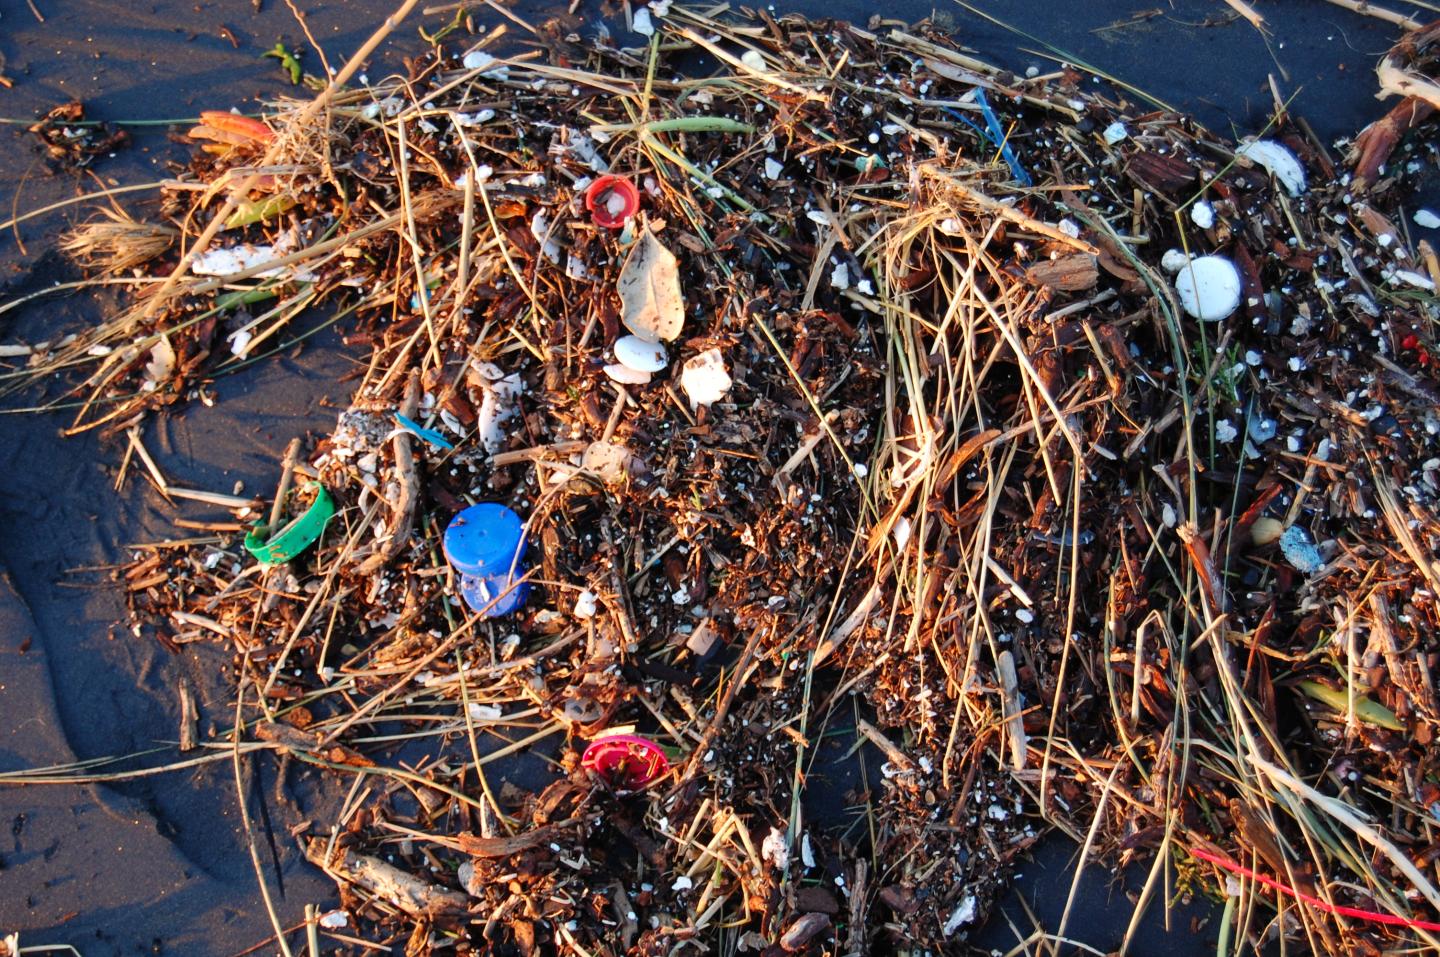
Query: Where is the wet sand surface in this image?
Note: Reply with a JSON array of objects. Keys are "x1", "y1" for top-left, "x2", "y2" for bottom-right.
[{"x1": 0, "y1": 1, "x2": 1422, "y2": 953}]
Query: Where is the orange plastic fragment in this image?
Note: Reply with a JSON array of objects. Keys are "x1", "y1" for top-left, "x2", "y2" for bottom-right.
[{"x1": 188, "y1": 111, "x2": 275, "y2": 149}]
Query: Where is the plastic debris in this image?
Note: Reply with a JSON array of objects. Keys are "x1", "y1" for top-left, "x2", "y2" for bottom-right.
[
  {"x1": 1236, "y1": 139, "x2": 1307, "y2": 196},
  {"x1": 1191, "y1": 200, "x2": 1215, "y2": 229},
  {"x1": 603, "y1": 363, "x2": 653, "y2": 385},
  {"x1": 679, "y1": 348, "x2": 732, "y2": 410},
  {"x1": 1160, "y1": 248, "x2": 1191, "y2": 273},
  {"x1": 613, "y1": 334, "x2": 668, "y2": 373},
  {"x1": 473, "y1": 363, "x2": 522, "y2": 456},
  {"x1": 581, "y1": 441, "x2": 632, "y2": 484},
  {"x1": 585, "y1": 175, "x2": 640, "y2": 230},
  {"x1": 1175, "y1": 255, "x2": 1242, "y2": 321},
  {"x1": 244, "y1": 483, "x2": 336, "y2": 564},
  {"x1": 443, "y1": 503, "x2": 528, "y2": 617},
  {"x1": 581, "y1": 733, "x2": 671, "y2": 790},
  {"x1": 1279, "y1": 525, "x2": 1323, "y2": 574},
  {"x1": 393, "y1": 412, "x2": 454, "y2": 450}
]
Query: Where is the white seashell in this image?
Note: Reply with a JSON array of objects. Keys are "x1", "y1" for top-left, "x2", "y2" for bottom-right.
[
  {"x1": 1174, "y1": 255, "x2": 1242, "y2": 321},
  {"x1": 614, "y1": 334, "x2": 668, "y2": 373},
  {"x1": 603, "y1": 363, "x2": 653, "y2": 385},
  {"x1": 1236, "y1": 140, "x2": 1306, "y2": 196},
  {"x1": 680, "y1": 348, "x2": 732, "y2": 409}
]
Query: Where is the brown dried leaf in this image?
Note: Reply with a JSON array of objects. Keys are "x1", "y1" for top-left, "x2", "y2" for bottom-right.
[{"x1": 618, "y1": 227, "x2": 685, "y2": 341}]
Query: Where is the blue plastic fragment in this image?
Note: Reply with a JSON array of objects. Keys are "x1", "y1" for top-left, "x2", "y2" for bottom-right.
[
  {"x1": 1279, "y1": 525, "x2": 1323, "y2": 574},
  {"x1": 964, "y1": 90, "x2": 1031, "y2": 187},
  {"x1": 394, "y1": 412, "x2": 454, "y2": 450}
]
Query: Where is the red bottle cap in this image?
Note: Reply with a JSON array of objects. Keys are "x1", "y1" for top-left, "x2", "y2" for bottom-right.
[
  {"x1": 581, "y1": 733, "x2": 670, "y2": 790},
  {"x1": 584, "y1": 175, "x2": 641, "y2": 229}
]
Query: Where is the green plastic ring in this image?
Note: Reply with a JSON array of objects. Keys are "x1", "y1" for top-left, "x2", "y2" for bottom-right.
[{"x1": 244, "y1": 483, "x2": 336, "y2": 565}]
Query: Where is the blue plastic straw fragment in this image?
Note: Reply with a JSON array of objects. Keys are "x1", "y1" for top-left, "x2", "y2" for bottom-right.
[
  {"x1": 394, "y1": 412, "x2": 454, "y2": 450},
  {"x1": 962, "y1": 89, "x2": 1031, "y2": 187}
]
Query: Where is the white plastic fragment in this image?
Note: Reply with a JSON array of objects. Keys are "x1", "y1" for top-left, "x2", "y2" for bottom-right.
[
  {"x1": 529, "y1": 211, "x2": 561, "y2": 264},
  {"x1": 1236, "y1": 139, "x2": 1306, "y2": 196},
  {"x1": 1102, "y1": 121, "x2": 1128, "y2": 145},
  {"x1": 1415, "y1": 209, "x2": 1440, "y2": 229},
  {"x1": 1160, "y1": 248, "x2": 1191, "y2": 273},
  {"x1": 614, "y1": 335, "x2": 669, "y2": 373},
  {"x1": 573, "y1": 590, "x2": 598, "y2": 619},
  {"x1": 582, "y1": 441, "x2": 632, "y2": 484},
  {"x1": 1190, "y1": 200, "x2": 1215, "y2": 229},
  {"x1": 764, "y1": 157, "x2": 784, "y2": 180},
  {"x1": 1386, "y1": 268, "x2": 1436, "y2": 292},
  {"x1": 632, "y1": 7, "x2": 655, "y2": 35},
  {"x1": 740, "y1": 50, "x2": 768, "y2": 73},
  {"x1": 453, "y1": 109, "x2": 495, "y2": 127},
  {"x1": 474, "y1": 362, "x2": 523, "y2": 455},
  {"x1": 680, "y1": 348, "x2": 732, "y2": 410},
  {"x1": 1175, "y1": 255, "x2": 1242, "y2": 321},
  {"x1": 943, "y1": 896, "x2": 977, "y2": 936},
  {"x1": 466, "y1": 702, "x2": 503, "y2": 722},
  {"x1": 228, "y1": 328, "x2": 254, "y2": 357},
  {"x1": 190, "y1": 244, "x2": 285, "y2": 278},
  {"x1": 761, "y1": 828, "x2": 789, "y2": 870},
  {"x1": 603, "y1": 363, "x2": 653, "y2": 385},
  {"x1": 143, "y1": 335, "x2": 176, "y2": 388},
  {"x1": 893, "y1": 516, "x2": 912, "y2": 549},
  {"x1": 452, "y1": 165, "x2": 492, "y2": 190},
  {"x1": 317, "y1": 911, "x2": 351, "y2": 930},
  {"x1": 462, "y1": 49, "x2": 509, "y2": 79}
]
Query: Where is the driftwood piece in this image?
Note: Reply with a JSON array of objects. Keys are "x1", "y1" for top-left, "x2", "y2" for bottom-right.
[
  {"x1": 355, "y1": 370, "x2": 421, "y2": 576},
  {"x1": 306, "y1": 840, "x2": 469, "y2": 917}
]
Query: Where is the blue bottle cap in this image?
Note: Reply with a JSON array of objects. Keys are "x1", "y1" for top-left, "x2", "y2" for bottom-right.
[
  {"x1": 443, "y1": 503, "x2": 526, "y2": 576},
  {"x1": 459, "y1": 572, "x2": 529, "y2": 618}
]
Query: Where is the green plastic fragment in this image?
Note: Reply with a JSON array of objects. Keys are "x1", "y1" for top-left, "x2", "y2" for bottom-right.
[
  {"x1": 853, "y1": 153, "x2": 886, "y2": 173},
  {"x1": 244, "y1": 482, "x2": 335, "y2": 564}
]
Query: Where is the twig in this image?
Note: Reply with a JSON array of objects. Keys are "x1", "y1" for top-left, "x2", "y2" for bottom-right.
[{"x1": 354, "y1": 371, "x2": 421, "y2": 575}]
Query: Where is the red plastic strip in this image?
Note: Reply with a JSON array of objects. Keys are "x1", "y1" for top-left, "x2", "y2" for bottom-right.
[{"x1": 1190, "y1": 846, "x2": 1440, "y2": 932}]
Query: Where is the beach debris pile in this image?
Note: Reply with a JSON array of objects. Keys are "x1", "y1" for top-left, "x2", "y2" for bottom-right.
[{"x1": 6, "y1": 4, "x2": 1440, "y2": 955}]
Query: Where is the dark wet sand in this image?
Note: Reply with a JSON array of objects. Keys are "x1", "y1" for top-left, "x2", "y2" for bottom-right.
[{"x1": 0, "y1": 1, "x2": 1424, "y2": 953}]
